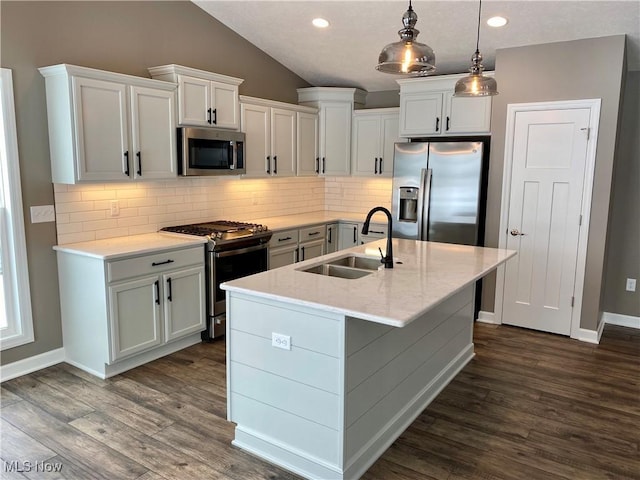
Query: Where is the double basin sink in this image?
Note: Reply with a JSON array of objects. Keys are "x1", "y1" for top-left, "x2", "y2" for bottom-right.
[{"x1": 298, "y1": 254, "x2": 383, "y2": 279}]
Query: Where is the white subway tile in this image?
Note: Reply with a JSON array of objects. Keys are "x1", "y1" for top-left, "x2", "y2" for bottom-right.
[
  {"x1": 116, "y1": 189, "x2": 146, "y2": 199},
  {"x1": 82, "y1": 219, "x2": 119, "y2": 232},
  {"x1": 58, "y1": 231, "x2": 96, "y2": 245},
  {"x1": 95, "y1": 227, "x2": 130, "y2": 240},
  {"x1": 69, "y1": 210, "x2": 106, "y2": 223},
  {"x1": 54, "y1": 192, "x2": 83, "y2": 203},
  {"x1": 55, "y1": 201, "x2": 95, "y2": 214},
  {"x1": 127, "y1": 224, "x2": 159, "y2": 235},
  {"x1": 82, "y1": 190, "x2": 117, "y2": 201},
  {"x1": 56, "y1": 223, "x2": 83, "y2": 235},
  {"x1": 117, "y1": 216, "x2": 149, "y2": 228}
]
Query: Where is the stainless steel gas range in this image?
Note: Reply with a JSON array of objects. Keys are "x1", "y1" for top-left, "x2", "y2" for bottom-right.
[{"x1": 161, "y1": 220, "x2": 272, "y2": 340}]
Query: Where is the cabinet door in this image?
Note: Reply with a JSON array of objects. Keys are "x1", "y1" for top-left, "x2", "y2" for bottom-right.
[
  {"x1": 241, "y1": 103, "x2": 271, "y2": 177},
  {"x1": 130, "y1": 86, "x2": 176, "y2": 180},
  {"x1": 320, "y1": 102, "x2": 351, "y2": 176},
  {"x1": 163, "y1": 266, "x2": 205, "y2": 342},
  {"x1": 326, "y1": 223, "x2": 339, "y2": 253},
  {"x1": 444, "y1": 92, "x2": 492, "y2": 134},
  {"x1": 299, "y1": 239, "x2": 324, "y2": 262},
  {"x1": 211, "y1": 81, "x2": 239, "y2": 130},
  {"x1": 351, "y1": 115, "x2": 382, "y2": 176},
  {"x1": 399, "y1": 92, "x2": 443, "y2": 137},
  {"x1": 72, "y1": 76, "x2": 130, "y2": 181},
  {"x1": 271, "y1": 108, "x2": 297, "y2": 177},
  {"x1": 380, "y1": 114, "x2": 401, "y2": 177},
  {"x1": 297, "y1": 111, "x2": 319, "y2": 176},
  {"x1": 338, "y1": 223, "x2": 359, "y2": 250},
  {"x1": 177, "y1": 75, "x2": 211, "y2": 126},
  {"x1": 108, "y1": 276, "x2": 162, "y2": 361},
  {"x1": 269, "y1": 245, "x2": 298, "y2": 269}
]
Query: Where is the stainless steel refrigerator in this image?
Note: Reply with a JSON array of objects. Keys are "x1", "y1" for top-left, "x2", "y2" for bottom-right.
[{"x1": 392, "y1": 140, "x2": 486, "y2": 246}]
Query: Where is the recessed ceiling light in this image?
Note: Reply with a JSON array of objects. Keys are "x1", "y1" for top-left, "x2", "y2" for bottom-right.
[
  {"x1": 312, "y1": 18, "x2": 329, "y2": 28},
  {"x1": 487, "y1": 16, "x2": 508, "y2": 27}
]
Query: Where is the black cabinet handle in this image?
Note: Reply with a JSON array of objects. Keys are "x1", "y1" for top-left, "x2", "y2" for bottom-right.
[
  {"x1": 124, "y1": 151, "x2": 130, "y2": 176},
  {"x1": 295, "y1": 247, "x2": 299, "y2": 263},
  {"x1": 278, "y1": 236, "x2": 292, "y2": 242},
  {"x1": 151, "y1": 259, "x2": 174, "y2": 266},
  {"x1": 166, "y1": 277, "x2": 172, "y2": 302},
  {"x1": 379, "y1": 158, "x2": 383, "y2": 174},
  {"x1": 446, "y1": 116, "x2": 450, "y2": 131},
  {"x1": 273, "y1": 155, "x2": 277, "y2": 175},
  {"x1": 374, "y1": 158, "x2": 378, "y2": 175},
  {"x1": 301, "y1": 246, "x2": 305, "y2": 261},
  {"x1": 308, "y1": 231, "x2": 320, "y2": 237},
  {"x1": 211, "y1": 108, "x2": 217, "y2": 125},
  {"x1": 266, "y1": 156, "x2": 271, "y2": 174},
  {"x1": 353, "y1": 226, "x2": 357, "y2": 243},
  {"x1": 322, "y1": 157, "x2": 326, "y2": 174},
  {"x1": 370, "y1": 230, "x2": 385, "y2": 235},
  {"x1": 328, "y1": 227, "x2": 332, "y2": 243},
  {"x1": 136, "y1": 151, "x2": 142, "y2": 176},
  {"x1": 207, "y1": 108, "x2": 212, "y2": 124},
  {"x1": 154, "y1": 280, "x2": 160, "y2": 305},
  {"x1": 435, "y1": 117, "x2": 440, "y2": 132},
  {"x1": 315, "y1": 157, "x2": 319, "y2": 174}
]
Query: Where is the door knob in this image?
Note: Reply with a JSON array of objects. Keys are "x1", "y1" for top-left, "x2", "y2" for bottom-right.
[{"x1": 510, "y1": 229, "x2": 527, "y2": 236}]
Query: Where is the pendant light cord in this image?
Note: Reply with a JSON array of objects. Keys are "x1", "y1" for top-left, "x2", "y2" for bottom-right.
[{"x1": 475, "y1": 0, "x2": 482, "y2": 53}]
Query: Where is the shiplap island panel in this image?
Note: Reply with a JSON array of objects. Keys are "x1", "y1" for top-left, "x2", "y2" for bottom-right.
[{"x1": 222, "y1": 239, "x2": 515, "y2": 480}]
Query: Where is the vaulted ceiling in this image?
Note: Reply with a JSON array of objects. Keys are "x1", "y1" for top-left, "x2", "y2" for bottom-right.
[{"x1": 194, "y1": 1, "x2": 640, "y2": 92}]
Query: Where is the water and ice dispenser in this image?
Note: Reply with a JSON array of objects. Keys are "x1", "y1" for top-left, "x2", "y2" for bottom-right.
[{"x1": 398, "y1": 187, "x2": 419, "y2": 222}]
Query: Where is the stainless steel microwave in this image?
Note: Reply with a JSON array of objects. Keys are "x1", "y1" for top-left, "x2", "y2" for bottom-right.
[{"x1": 177, "y1": 127, "x2": 245, "y2": 176}]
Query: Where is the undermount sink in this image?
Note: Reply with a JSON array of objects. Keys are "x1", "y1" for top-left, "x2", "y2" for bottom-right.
[
  {"x1": 298, "y1": 255, "x2": 382, "y2": 279},
  {"x1": 327, "y1": 255, "x2": 383, "y2": 271}
]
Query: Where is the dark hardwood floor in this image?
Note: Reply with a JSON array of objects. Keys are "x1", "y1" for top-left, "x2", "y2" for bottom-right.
[{"x1": 1, "y1": 323, "x2": 639, "y2": 480}]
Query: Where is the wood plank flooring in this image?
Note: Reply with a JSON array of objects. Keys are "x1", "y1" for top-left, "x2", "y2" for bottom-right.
[{"x1": 1, "y1": 323, "x2": 638, "y2": 479}]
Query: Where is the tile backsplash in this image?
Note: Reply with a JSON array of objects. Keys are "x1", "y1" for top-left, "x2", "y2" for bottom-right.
[{"x1": 53, "y1": 176, "x2": 392, "y2": 244}]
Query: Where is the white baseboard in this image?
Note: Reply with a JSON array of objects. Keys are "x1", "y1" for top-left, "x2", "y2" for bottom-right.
[
  {"x1": 602, "y1": 311, "x2": 640, "y2": 329},
  {"x1": 0, "y1": 347, "x2": 65, "y2": 382},
  {"x1": 476, "y1": 310, "x2": 499, "y2": 324},
  {"x1": 578, "y1": 318, "x2": 606, "y2": 344}
]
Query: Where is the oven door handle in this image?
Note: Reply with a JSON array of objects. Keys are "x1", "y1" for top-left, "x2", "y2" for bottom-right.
[{"x1": 214, "y1": 243, "x2": 268, "y2": 258}]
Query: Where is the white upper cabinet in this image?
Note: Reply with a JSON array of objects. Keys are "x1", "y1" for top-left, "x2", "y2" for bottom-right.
[
  {"x1": 40, "y1": 64, "x2": 177, "y2": 184},
  {"x1": 352, "y1": 108, "x2": 402, "y2": 177},
  {"x1": 241, "y1": 96, "x2": 316, "y2": 178},
  {"x1": 297, "y1": 111, "x2": 319, "y2": 176},
  {"x1": 298, "y1": 87, "x2": 366, "y2": 176},
  {"x1": 148, "y1": 64, "x2": 243, "y2": 130},
  {"x1": 397, "y1": 73, "x2": 493, "y2": 137}
]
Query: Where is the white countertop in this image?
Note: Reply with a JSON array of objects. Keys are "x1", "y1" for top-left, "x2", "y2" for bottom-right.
[
  {"x1": 53, "y1": 232, "x2": 206, "y2": 260},
  {"x1": 222, "y1": 239, "x2": 516, "y2": 327},
  {"x1": 246, "y1": 211, "x2": 386, "y2": 231}
]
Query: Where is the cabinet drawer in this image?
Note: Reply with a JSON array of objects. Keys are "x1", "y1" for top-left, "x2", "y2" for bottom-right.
[
  {"x1": 108, "y1": 246, "x2": 204, "y2": 283},
  {"x1": 269, "y1": 229, "x2": 298, "y2": 247},
  {"x1": 299, "y1": 224, "x2": 326, "y2": 242},
  {"x1": 363, "y1": 222, "x2": 388, "y2": 237}
]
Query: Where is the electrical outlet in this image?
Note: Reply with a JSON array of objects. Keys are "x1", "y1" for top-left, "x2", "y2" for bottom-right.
[
  {"x1": 110, "y1": 200, "x2": 120, "y2": 217},
  {"x1": 626, "y1": 278, "x2": 637, "y2": 292},
  {"x1": 272, "y1": 332, "x2": 291, "y2": 350},
  {"x1": 30, "y1": 205, "x2": 55, "y2": 223}
]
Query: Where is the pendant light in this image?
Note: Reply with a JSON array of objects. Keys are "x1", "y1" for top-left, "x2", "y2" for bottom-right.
[
  {"x1": 454, "y1": 0, "x2": 498, "y2": 96},
  {"x1": 376, "y1": 0, "x2": 435, "y2": 76}
]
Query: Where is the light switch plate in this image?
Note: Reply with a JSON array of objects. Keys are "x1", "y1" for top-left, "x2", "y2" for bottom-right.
[
  {"x1": 30, "y1": 205, "x2": 55, "y2": 223},
  {"x1": 626, "y1": 278, "x2": 637, "y2": 292}
]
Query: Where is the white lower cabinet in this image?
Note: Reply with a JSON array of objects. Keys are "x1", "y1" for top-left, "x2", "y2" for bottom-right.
[
  {"x1": 57, "y1": 244, "x2": 205, "y2": 378},
  {"x1": 269, "y1": 225, "x2": 326, "y2": 269},
  {"x1": 339, "y1": 223, "x2": 359, "y2": 250},
  {"x1": 360, "y1": 222, "x2": 388, "y2": 245},
  {"x1": 326, "y1": 223, "x2": 339, "y2": 253}
]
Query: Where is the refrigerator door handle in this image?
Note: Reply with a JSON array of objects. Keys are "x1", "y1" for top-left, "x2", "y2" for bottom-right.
[{"x1": 417, "y1": 168, "x2": 432, "y2": 241}]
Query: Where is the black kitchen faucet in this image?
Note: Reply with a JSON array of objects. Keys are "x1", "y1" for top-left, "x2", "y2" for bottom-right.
[{"x1": 362, "y1": 206, "x2": 394, "y2": 268}]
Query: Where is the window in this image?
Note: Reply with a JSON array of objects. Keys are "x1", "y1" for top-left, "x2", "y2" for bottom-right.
[{"x1": 0, "y1": 68, "x2": 34, "y2": 350}]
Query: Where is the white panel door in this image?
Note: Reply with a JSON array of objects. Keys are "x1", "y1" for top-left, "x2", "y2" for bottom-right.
[
  {"x1": 178, "y1": 74, "x2": 210, "y2": 126},
  {"x1": 502, "y1": 107, "x2": 591, "y2": 335},
  {"x1": 320, "y1": 102, "x2": 351, "y2": 175},
  {"x1": 297, "y1": 111, "x2": 319, "y2": 176},
  {"x1": 108, "y1": 276, "x2": 162, "y2": 361},
  {"x1": 339, "y1": 223, "x2": 359, "y2": 250},
  {"x1": 72, "y1": 76, "x2": 129, "y2": 181},
  {"x1": 271, "y1": 108, "x2": 296, "y2": 177},
  {"x1": 130, "y1": 86, "x2": 176, "y2": 180},
  {"x1": 241, "y1": 103, "x2": 271, "y2": 177},
  {"x1": 163, "y1": 266, "x2": 205, "y2": 342},
  {"x1": 351, "y1": 115, "x2": 381, "y2": 176},
  {"x1": 211, "y1": 81, "x2": 239, "y2": 130}
]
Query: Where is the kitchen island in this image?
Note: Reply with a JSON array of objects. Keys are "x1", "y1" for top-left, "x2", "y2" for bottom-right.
[{"x1": 222, "y1": 239, "x2": 515, "y2": 480}]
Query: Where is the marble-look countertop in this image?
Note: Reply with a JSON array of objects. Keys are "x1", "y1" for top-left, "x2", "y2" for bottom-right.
[
  {"x1": 53, "y1": 232, "x2": 207, "y2": 260},
  {"x1": 245, "y1": 210, "x2": 387, "y2": 231},
  {"x1": 222, "y1": 238, "x2": 516, "y2": 327}
]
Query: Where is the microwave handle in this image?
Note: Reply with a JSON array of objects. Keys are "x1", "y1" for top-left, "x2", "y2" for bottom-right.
[{"x1": 231, "y1": 141, "x2": 237, "y2": 170}]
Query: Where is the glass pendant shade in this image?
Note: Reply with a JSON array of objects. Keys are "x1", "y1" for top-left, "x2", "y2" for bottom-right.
[
  {"x1": 376, "y1": 1, "x2": 436, "y2": 76},
  {"x1": 454, "y1": 51, "x2": 498, "y2": 96},
  {"x1": 453, "y1": 0, "x2": 498, "y2": 96}
]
